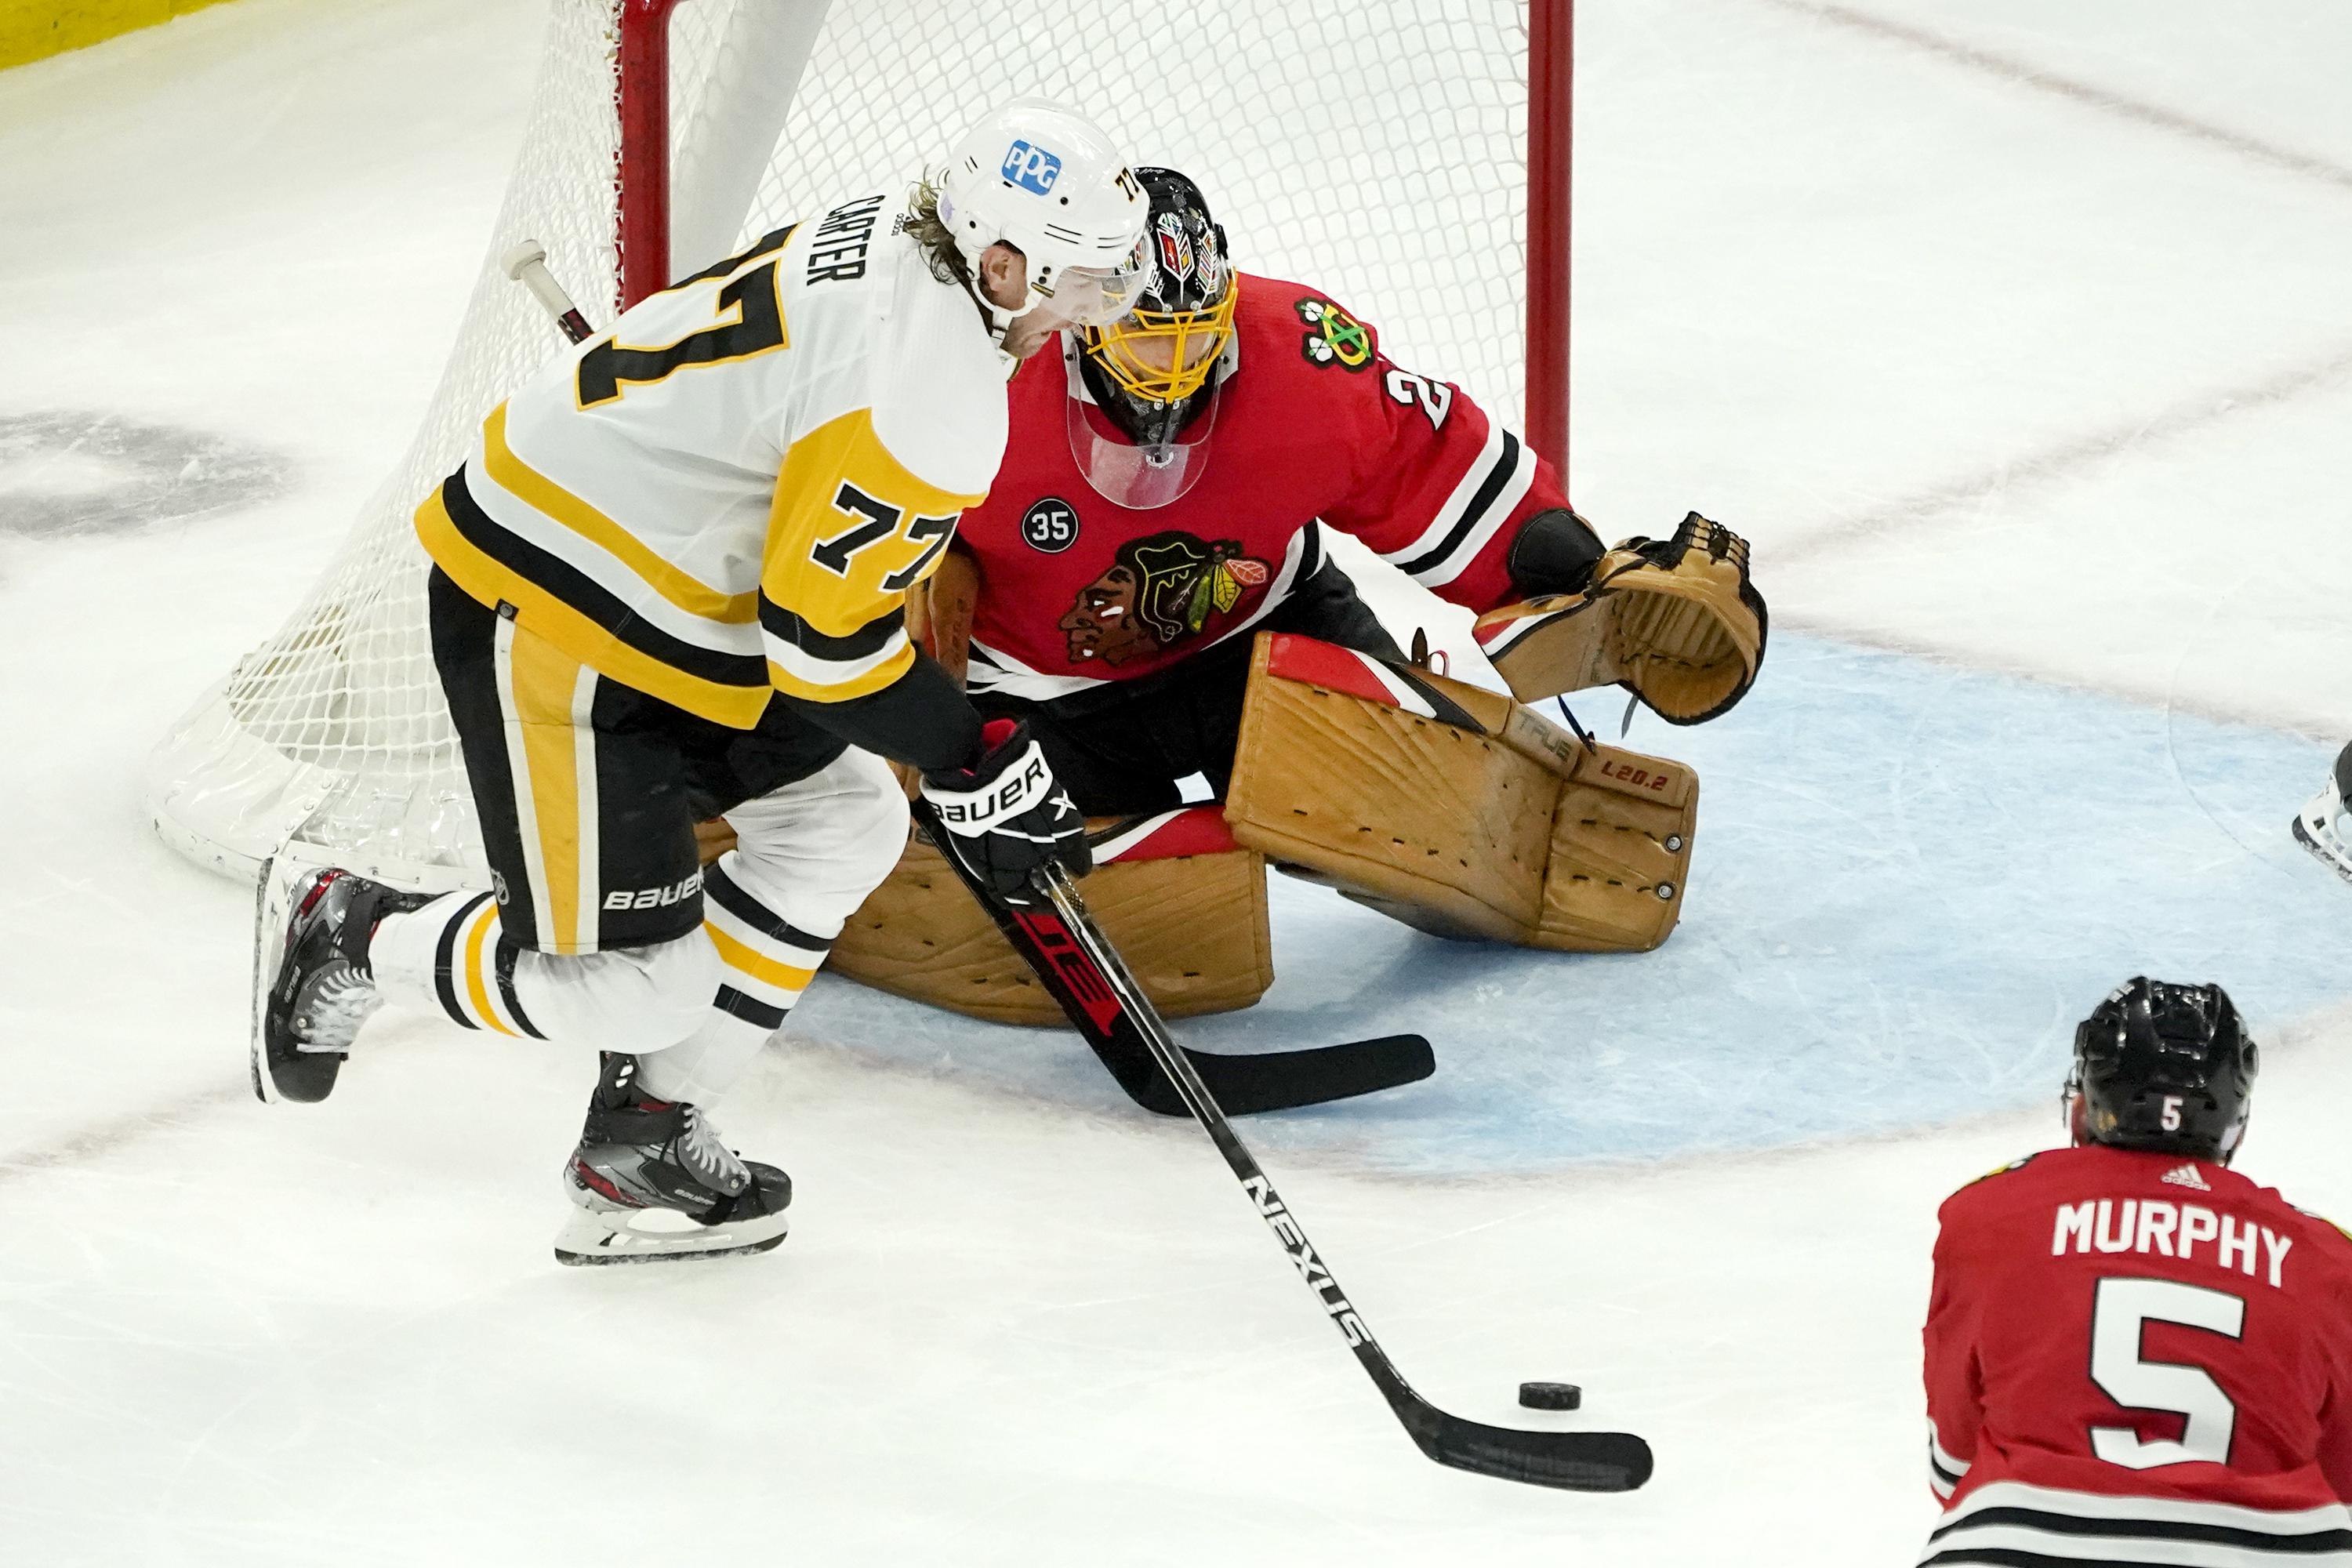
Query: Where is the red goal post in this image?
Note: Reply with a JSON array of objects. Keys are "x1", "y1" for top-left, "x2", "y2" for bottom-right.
[
  {"x1": 145, "y1": 0, "x2": 1573, "y2": 884},
  {"x1": 616, "y1": 0, "x2": 1570, "y2": 463}
]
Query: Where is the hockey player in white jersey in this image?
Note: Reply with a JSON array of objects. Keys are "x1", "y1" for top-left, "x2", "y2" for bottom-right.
[{"x1": 253, "y1": 100, "x2": 1151, "y2": 1265}]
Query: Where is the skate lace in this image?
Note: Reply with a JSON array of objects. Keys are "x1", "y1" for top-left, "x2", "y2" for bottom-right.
[
  {"x1": 673, "y1": 1105, "x2": 750, "y2": 1194},
  {"x1": 293, "y1": 962, "x2": 382, "y2": 1049}
]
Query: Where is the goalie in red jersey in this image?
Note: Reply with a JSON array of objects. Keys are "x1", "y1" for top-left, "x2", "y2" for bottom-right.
[
  {"x1": 1922, "y1": 978, "x2": 2352, "y2": 1566},
  {"x1": 948, "y1": 165, "x2": 1761, "y2": 810},
  {"x1": 824, "y1": 167, "x2": 1767, "y2": 1022}
]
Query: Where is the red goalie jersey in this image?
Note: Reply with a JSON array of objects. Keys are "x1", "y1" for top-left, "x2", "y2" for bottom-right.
[
  {"x1": 1923, "y1": 1143, "x2": 2352, "y2": 1566},
  {"x1": 953, "y1": 274, "x2": 1566, "y2": 702}
]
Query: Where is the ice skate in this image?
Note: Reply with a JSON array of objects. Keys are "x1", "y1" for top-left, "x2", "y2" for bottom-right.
[
  {"x1": 553, "y1": 1054, "x2": 791, "y2": 1266},
  {"x1": 251, "y1": 849, "x2": 434, "y2": 1105},
  {"x1": 2292, "y1": 739, "x2": 2352, "y2": 887}
]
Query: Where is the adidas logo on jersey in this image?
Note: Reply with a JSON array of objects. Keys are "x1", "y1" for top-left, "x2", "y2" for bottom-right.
[{"x1": 2161, "y1": 1161, "x2": 2212, "y2": 1191}]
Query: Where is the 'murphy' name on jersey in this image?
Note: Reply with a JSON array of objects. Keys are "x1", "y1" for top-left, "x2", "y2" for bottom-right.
[
  {"x1": 2053, "y1": 1199, "x2": 2293, "y2": 1288},
  {"x1": 808, "y1": 194, "x2": 887, "y2": 283}
]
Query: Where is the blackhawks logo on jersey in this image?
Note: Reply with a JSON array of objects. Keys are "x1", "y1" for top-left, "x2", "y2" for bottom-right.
[
  {"x1": 1060, "y1": 531, "x2": 1271, "y2": 666},
  {"x1": 1295, "y1": 296, "x2": 1373, "y2": 371}
]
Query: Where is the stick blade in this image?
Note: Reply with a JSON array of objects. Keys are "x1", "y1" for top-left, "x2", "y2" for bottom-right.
[
  {"x1": 1409, "y1": 1410, "x2": 1653, "y2": 1493},
  {"x1": 1156, "y1": 1033, "x2": 1436, "y2": 1116}
]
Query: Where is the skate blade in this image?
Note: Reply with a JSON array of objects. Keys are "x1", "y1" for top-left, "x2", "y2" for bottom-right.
[
  {"x1": 551, "y1": 1203, "x2": 789, "y2": 1268},
  {"x1": 250, "y1": 861, "x2": 278, "y2": 1104}
]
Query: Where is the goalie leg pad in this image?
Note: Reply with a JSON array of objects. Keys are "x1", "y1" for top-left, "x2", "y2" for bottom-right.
[
  {"x1": 827, "y1": 815, "x2": 1274, "y2": 1024},
  {"x1": 1537, "y1": 749, "x2": 1694, "y2": 953},
  {"x1": 1223, "y1": 633, "x2": 1694, "y2": 953}
]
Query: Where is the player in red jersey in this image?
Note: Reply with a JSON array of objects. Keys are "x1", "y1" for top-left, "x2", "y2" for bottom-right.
[
  {"x1": 1922, "y1": 977, "x2": 2352, "y2": 1566},
  {"x1": 949, "y1": 165, "x2": 1615, "y2": 813}
]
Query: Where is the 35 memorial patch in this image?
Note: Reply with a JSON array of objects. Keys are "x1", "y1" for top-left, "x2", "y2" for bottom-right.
[
  {"x1": 1295, "y1": 297, "x2": 1373, "y2": 371},
  {"x1": 1021, "y1": 496, "x2": 1080, "y2": 554}
]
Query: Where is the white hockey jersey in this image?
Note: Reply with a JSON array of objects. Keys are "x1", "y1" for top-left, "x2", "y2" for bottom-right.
[{"x1": 416, "y1": 193, "x2": 1011, "y2": 728}]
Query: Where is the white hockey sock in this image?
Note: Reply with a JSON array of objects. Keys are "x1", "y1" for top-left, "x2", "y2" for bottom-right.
[
  {"x1": 633, "y1": 1006, "x2": 779, "y2": 1105},
  {"x1": 370, "y1": 891, "x2": 717, "y2": 1053},
  {"x1": 633, "y1": 851, "x2": 845, "y2": 1105}
]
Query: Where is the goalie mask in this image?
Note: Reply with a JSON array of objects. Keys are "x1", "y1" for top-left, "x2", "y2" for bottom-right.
[{"x1": 1067, "y1": 167, "x2": 1238, "y2": 510}]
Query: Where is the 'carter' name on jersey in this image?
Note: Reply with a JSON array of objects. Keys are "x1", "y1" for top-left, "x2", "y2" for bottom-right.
[
  {"x1": 807, "y1": 194, "x2": 887, "y2": 283},
  {"x1": 2053, "y1": 1198, "x2": 2294, "y2": 1288}
]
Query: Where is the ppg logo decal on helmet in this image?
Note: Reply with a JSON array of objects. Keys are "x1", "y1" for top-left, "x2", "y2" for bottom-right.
[
  {"x1": 1021, "y1": 496, "x2": 1080, "y2": 554},
  {"x1": 942, "y1": 103, "x2": 1149, "y2": 332},
  {"x1": 1002, "y1": 140, "x2": 1062, "y2": 194}
]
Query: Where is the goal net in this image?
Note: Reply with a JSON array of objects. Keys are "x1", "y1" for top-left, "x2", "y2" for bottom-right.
[{"x1": 144, "y1": 0, "x2": 1566, "y2": 885}]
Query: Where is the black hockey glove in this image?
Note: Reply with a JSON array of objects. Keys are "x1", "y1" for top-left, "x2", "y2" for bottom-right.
[
  {"x1": 919, "y1": 718, "x2": 1091, "y2": 906},
  {"x1": 1504, "y1": 506, "x2": 1606, "y2": 597}
]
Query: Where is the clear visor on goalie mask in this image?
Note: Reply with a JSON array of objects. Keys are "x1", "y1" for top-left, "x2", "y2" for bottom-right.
[
  {"x1": 1032, "y1": 232, "x2": 1152, "y2": 328},
  {"x1": 1065, "y1": 354, "x2": 1223, "y2": 510}
]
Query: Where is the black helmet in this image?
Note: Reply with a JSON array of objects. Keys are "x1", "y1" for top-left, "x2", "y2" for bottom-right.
[
  {"x1": 2067, "y1": 977, "x2": 2257, "y2": 1162},
  {"x1": 1072, "y1": 167, "x2": 1236, "y2": 459}
]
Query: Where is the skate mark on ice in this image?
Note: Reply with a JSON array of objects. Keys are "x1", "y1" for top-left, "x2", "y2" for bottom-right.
[
  {"x1": 1773, "y1": 339, "x2": 2352, "y2": 571},
  {"x1": 2158, "y1": 548, "x2": 2328, "y2": 869},
  {"x1": 0, "y1": 412, "x2": 292, "y2": 539},
  {"x1": 0, "y1": 1083, "x2": 245, "y2": 1189},
  {"x1": 1759, "y1": 0, "x2": 2352, "y2": 196},
  {"x1": 1759, "y1": 622, "x2": 2350, "y2": 742}
]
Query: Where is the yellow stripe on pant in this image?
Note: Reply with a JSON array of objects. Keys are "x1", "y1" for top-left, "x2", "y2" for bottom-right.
[{"x1": 492, "y1": 613, "x2": 598, "y2": 955}]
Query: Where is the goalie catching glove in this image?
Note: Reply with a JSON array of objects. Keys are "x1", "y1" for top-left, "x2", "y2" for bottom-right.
[
  {"x1": 920, "y1": 717, "x2": 1091, "y2": 905},
  {"x1": 1476, "y1": 511, "x2": 1767, "y2": 725}
]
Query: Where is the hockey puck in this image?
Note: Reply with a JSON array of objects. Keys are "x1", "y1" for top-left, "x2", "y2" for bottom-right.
[{"x1": 1518, "y1": 1381, "x2": 1581, "y2": 1411}]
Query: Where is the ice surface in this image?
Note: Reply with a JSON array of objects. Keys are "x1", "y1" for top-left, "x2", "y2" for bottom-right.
[
  {"x1": 801, "y1": 635, "x2": 2344, "y2": 1171},
  {"x1": 5, "y1": 1, "x2": 2352, "y2": 1563}
]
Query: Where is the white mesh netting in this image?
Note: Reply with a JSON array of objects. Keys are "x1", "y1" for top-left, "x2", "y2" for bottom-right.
[
  {"x1": 738, "y1": 0, "x2": 1534, "y2": 405},
  {"x1": 145, "y1": 0, "x2": 1538, "y2": 883}
]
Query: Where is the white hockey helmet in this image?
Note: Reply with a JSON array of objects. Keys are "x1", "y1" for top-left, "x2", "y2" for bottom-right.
[{"x1": 936, "y1": 99, "x2": 1152, "y2": 330}]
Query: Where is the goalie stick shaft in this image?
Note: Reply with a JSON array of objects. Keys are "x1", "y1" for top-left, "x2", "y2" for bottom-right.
[
  {"x1": 912, "y1": 802, "x2": 1434, "y2": 1115},
  {"x1": 1031, "y1": 859, "x2": 1653, "y2": 1494},
  {"x1": 499, "y1": 247, "x2": 1430, "y2": 1116}
]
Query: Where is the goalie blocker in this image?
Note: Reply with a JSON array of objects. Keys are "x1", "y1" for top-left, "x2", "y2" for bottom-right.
[{"x1": 826, "y1": 631, "x2": 1695, "y2": 1020}]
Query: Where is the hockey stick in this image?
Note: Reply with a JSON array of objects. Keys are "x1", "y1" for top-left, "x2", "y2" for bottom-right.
[
  {"x1": 913, "y1": 801, "x2": 1434, "y2": 1115},
  {"x1": 503, "y1": 241, "x2": 597, "y2": 343},
  {"x1": 1029, "y1": 859, "x2": 1651, "y2": 1491},
  {"x1": 500, "y1": 245, "x2": 1431, "y2": 1116}
]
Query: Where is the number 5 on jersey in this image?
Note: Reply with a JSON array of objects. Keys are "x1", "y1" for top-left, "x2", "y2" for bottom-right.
[{"x1": 2089, "y1": 1276, "x2": 2245, "y2": 1469}]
